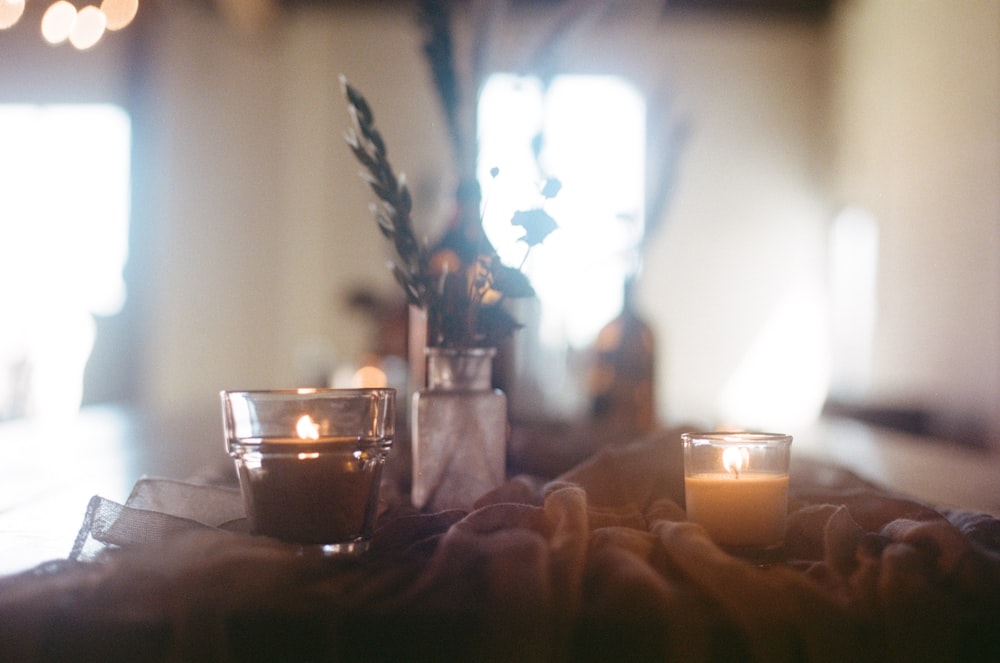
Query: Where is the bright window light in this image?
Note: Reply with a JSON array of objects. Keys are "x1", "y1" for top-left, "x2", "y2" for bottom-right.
[
  {"x1": 719, "y1": 284, "x2": 831, "y2": 431},
  {"x1": 828, "y1": 206, "x2": 879, "y2": 400},
  {"x1": 478, "y1": 73, "x2": 645, "y2": 349},
  {"x1": 477, "y1": 73, "x2": 645, "y2": 419},
  {"x1": 0, "y1": 104, "x2": 131, "y2": 419}
]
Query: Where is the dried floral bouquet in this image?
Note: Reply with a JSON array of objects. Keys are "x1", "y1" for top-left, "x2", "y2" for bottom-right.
[{"x1": 342, "y1": 76, "x2": 558, "y2": 349}]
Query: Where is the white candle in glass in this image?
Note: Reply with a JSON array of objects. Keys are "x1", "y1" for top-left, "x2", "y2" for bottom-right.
[{"x1": 683, "y1": 433, "x2": 791, "y2": 549}]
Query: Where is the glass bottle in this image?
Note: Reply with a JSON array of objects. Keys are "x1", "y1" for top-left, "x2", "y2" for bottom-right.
[
  {"x1": 587, "y1": 278, "x2": 657, "y2": 439},
  {"x1": 411, "y1": 347, "x2": 507, "y2": 511}
]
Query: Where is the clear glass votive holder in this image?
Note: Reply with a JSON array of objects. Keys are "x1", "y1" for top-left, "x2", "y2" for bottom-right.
[
  {"x1": 682, "y1": 432, "x2": 792, "y2": 561},
  {"x1": 221, "y1": 388, "x2": 395, "y2": 555}
]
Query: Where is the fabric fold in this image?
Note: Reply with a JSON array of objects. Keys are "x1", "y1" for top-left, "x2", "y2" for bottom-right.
[{"x1": 3, "y1": 432, "x2": 1000, "y2": 662}]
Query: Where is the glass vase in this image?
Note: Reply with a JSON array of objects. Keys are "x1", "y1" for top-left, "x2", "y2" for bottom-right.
[{"x1": 411, "y1": 347, "x2": 507, "y2": 512}]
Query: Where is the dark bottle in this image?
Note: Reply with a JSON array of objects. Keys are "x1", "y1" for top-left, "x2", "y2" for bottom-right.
[{"x1": 587, "y1": 277, "x2": 657, "y2": 438}]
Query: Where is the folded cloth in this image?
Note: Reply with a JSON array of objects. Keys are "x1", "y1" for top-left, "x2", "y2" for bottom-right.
[
  {"x1": 2, "y1": 430, "x2": 999, "y2": 662},
  {"x1": 70, "y1": 478, "x2": 248, "y2": 561}
]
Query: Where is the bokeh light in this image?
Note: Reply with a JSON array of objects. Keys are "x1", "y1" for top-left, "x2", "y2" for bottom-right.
[
  {"x1": 100, "y1": 0, "x2": 137, "y2": 31},
  {"x1": 41, "y1": 1, "x2": 77, "y2": 44},
  {"x1": 69, "y1": 5, "x2": 107, "y2": 50},
  {"x1": 0, "y1": 0, "x2": 26, "y2": 30}
]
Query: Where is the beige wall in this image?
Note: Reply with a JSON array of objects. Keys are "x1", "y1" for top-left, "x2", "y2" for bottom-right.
[
  {"x1": 629, "y1": 13, "x2": 834, "y2": 430},
  {"x1": 3, "y1": 1, "x2": 997, "y2": 446},
  {"x1": 139, "y1": 3, "x2": 826, "y2": 425},
  {"x1": 137, "y1": 3, "x2": 451, "y2": 416},
  {"x1": 830, "y1": 0, "x2": 1000, "y2": 442}
]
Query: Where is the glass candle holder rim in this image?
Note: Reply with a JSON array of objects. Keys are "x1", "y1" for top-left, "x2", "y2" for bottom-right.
[
  {"x1": 682, "y1": 431, "x2": 792, "y2": 446},
  {"x1": 423, "y1": 346, "x2": 497, "y2": 358},
  {"x1": 220, "y1": 387, "x2": 396, "y2": 397},
  {"x1": 221, "y1": 387, "x2": 396, "y2": 452}
]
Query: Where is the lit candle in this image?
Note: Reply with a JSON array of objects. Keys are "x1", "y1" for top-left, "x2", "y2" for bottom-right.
[
  {"x1": 682, "y1": 432, "x2": 792, "y2": 550},
  {"x1": 296, "y1": 414, "x2": 321, "y2": 440},
  {"x1": 222, "y1": 388, "x2": 396, "y2": 555}
]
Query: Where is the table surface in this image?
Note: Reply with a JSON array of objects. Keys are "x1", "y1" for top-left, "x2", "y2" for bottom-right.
[
  {"x1": 0, "y1": 404, "x2": 230, "y2": 576},
  {"x1": 1, "y1": 404, "x2": 999, "y2": 577}
]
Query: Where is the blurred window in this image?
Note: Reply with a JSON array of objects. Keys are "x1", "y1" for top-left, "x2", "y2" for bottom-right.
[
  {"x1": 478, "y1": 73, "x2": 646, "y2": 349},
  {"x1": 477, "y1": 74, "x2": 645, "y2": 418},
  {"x1": 0, "y1": 104, "x2": 130, "y2": 419}
]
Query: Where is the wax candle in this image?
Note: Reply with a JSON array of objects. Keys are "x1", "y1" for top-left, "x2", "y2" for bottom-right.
[
  {"x1": 239, "y1": 433, "x2": 387, "y2": 546},
  {"x1": 682, "y1": 432, "x2": 792, "y2": 551},
  {"x1": 222, "y1": 388, "x2": 396, "y2": 555},
  {"x1": 684, "y1": 472, "x2": 789, "y2": 546}
]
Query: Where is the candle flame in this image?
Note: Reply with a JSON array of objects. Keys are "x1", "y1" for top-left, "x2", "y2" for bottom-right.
[
  {"x1": 296, "y1": 414, "x2": 320, "y2": 440},
  {"x1": 723, "y1": 446, "x2": 750, "y2": 478}
]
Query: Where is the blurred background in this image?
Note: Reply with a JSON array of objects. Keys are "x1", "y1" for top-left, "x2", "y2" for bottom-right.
[{"x1": 0, "y1": 0, "x2": 997, "y2": 449}]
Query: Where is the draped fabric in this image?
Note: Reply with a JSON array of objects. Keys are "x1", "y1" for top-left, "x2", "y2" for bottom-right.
[{"x1": 3, "y1": 431, "x2": 999, "y2": 662}]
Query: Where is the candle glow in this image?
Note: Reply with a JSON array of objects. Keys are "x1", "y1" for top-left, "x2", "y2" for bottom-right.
[
  {"x1": 722, "y1": 446, "x2": 750, "y2": 477},
  {"x1": 296, "y1": 415, "x2": 320, "y2": 440},
  {"x1": 683, "y1": 432, "x2": 792, "y2": 551},
  {"x1": 222, "y1": 389, "x2": 396, "y2": 553}
]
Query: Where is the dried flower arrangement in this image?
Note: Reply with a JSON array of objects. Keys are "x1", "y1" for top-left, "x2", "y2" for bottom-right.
[{"x1": 341, "y1": 76, "x2": 558, "y2": 349}]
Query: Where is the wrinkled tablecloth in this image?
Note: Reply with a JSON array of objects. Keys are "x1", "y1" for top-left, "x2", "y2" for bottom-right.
[{"x1": 2, "y1": 429, "x2": 999, "y2": 662}]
